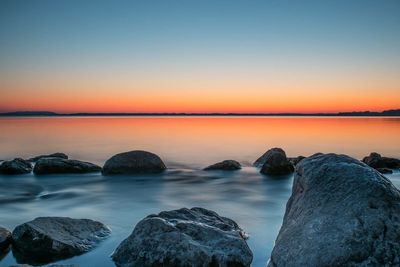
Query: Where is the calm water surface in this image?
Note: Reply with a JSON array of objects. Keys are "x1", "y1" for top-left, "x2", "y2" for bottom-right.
[{"x1": 0, "y1": 117, "x2": 399, "y2": 266}]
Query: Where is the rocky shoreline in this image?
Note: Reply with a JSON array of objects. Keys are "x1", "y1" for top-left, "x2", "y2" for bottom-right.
[{"x1": 1, "y1": 149, "x2": 400, "y2": 266}]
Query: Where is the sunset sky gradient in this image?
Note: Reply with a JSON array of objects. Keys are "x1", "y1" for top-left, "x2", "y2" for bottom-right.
[{"x1": 0, "y1": 0, "x2": 399, "y2": 113}]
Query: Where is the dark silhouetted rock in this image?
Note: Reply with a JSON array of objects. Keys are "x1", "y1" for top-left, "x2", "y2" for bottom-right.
[
  {"x1": 102, "y1": 150, "x2": 166, "y2": 175},
  {"x1": 0, "y1": 226, "x2": 11, "y2": 251},
  {"x1": 258, "y1": 148, "x2": 294, "y2": 175},
  {"x1": 254, "y1": 148, "x2": 286, "y2": 167},
  {"x1": 28, "y1": 153, "x2": 68, "y2": 162},
  {"x1": 268, "y1": 153, "x2": 400, "y2": 267},
  {"x1": 33, "y1": 158, "x2": 101, "y2": 175},
  {"x1": 362, "y1": 152, "x2": 400, "y2": 169},
  {"x1": 377, "y1": 167, "x2": 393, "y2": 174},
  {"x1": 112, "y1": 207, "x2": 253, "y2": 267},
  {"x1": 288, "y1": 156, "x2": 305, "y2": 166},
  {"x1": 204, "y1": 160, "x2": 241, "y2": 171},
  {"x1": 12, "y1": 217, "x2": 110, "y2": 264},
  {"x1": 0, "y1": 158, "x2": 32, "y2": 175}
]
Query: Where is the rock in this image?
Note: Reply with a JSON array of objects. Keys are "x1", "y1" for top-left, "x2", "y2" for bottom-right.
[
  {"x1": 33, "y1": 158, "x2": 101, "y2": 175},
  {"x1": 0, "y1": 158, "x2": 32, "y2": 175},
  {"x1": 102, "y1": 150, "x2": 166, "y2": 175},
  {"x1": 12, "y1": 217, "x2": 110, "y2": 264},
  {"x1": 254, "y1": 148, "x2": 285, "y2": 167},
  {"x1": 112, "y1": 207, "x2": 253, "y2": 267},
  {"x1": 377, "y1": 167, "x2": 393, "y2": 174},
  {"x1": 204, "y1": 160, "x2": 241, "y2": 171},
  {"x1": 0, "y1": 226, "x2": 11, "y2": 251},
  {"x1": 28, "y1": 153, "x2": 68, "y2": 162},
  {"x1": 258, "y1": 148, "x2": 294, "y2": 175},
  {"x1": 362, "y1": 152, "x2": 400, "y2": 169},
  {"x1": 288, "y1": 156, "x2": 305, "y2": 166},
  {"x1": 268, "y1": 153, "x2": 400, "y2": 267}
]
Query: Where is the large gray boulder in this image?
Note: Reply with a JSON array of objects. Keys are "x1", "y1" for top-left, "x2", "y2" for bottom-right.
[
  {"x1": 257, "y1": 148, "x2": 294, "y2": 175},
  {"x1": 33, "y1": 158, "x2": 101, "y2": 175},
  {"x1": 0, "y1": 226, "x2": 11, "y2": 251},
  {"x1": 12, "y1": 217, "x2": 110, "y2": 264},
  {"x1": 112, "y1": 207, "x2": 253, "y2": 267},
  {"x1": 28, "y1": 153, "x2": 68, "y2": 162},
  {"x1": 362, "y1": 152, "x2": 400, "y2": 169},
  {"x1": 102, "y1": 150, "x2": 166, "y2": 175},
  {"x1": 204, "y1": 160, "x2": 241, "y2": 171},
  {"x1": 0, "y1": 158, "x2": 32, "y2": 175},
  {"x1": 268, "y1": 153, "x2": 400, "y2": 267}
]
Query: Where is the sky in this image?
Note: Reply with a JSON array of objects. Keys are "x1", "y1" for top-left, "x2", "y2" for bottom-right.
[{"x1": 0, "y1": 0, "x2": 399, "y2": 113}]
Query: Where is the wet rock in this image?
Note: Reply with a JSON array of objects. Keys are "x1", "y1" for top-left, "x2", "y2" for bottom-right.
[
  {"x1": 102, "y1": 150, "x2": 166, "y2": 175},
  {"x1": 268, "y1": 153, "x2": 400, "y2": 267},
  {"x1": 258, "y1": 148, "x2": 294, "y2": 175},
  {"x1": 0, "y1": 226, "x2": 11, "y2": 251},
  {"x1": 0, "y1": 158, "x2": 32, "y2": 175},
  {"x1": 12, "y1": 217, "x2": 110, "y2": 264},
  {"x1": 28, "y1": 153, "x2": 68, "y2": 162},
  {"x1": 204, "y1": 160, "x2": 241, "y2": 171},
  {"x1": 33, "y1": 158, "x2": 101, "y2": 175},
  {"x1": 362, "y1": 152, "x2": 400, "y2": 169},
  {"x1": 288, "y1": 156, "x2": 305, "y2": 166},
  {"x1": 112, "y1": 207, "x2": 253, "y2": 267}
]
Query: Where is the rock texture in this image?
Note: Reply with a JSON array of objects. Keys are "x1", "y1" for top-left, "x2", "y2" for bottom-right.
[
  {"x1": 362, "y1": 152, "x2": 400, "y2": 169},
  {"x1": 257, "y1": 148, "x2": 294, "y2": 175},
  {"x1": 12, "y1": 217, "x2": 110, "y2": 264},
  {"x1": 33, "y1": 158, "x2": 101, "y2": 175},
  {"x1": 268, "y1": 153, "x2": 400, "y2": 267},
  {"x1": 0, "y1": 158, "x2": 32, "y2": 175},
  {"x1": 112, "y1": 207, "x2": 253, "y2": 267},
  {"x1": 28, "y1": 153, "x2": 68, "y2": 162},
  {"x1": 204, "y1": 160, "x2": 241, "y2": 171},
  {"x1": 102, "y1": 150, "x2": 166, "y2": 175},
  {"x1": 0, "y1": 226, "x2": 11, "y2": 251}
]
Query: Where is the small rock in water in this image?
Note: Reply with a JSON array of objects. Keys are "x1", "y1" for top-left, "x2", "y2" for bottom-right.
[
  {"x1": 258, "y1": 148, "x2": 294, "y2": 175},
  {"x1": 33, "y1": 158, "x2": 101, "y2": 174},
  {"x1": 12, "y1": 217, "x2": 110, "y2": 264},
  {"x1": 204, "y1": 160, "x2": 241, "y2": 171},
  {"x1": 268, "y1": 153, "x2": 400, "y2": 266},
  {"x1": 0, "y1": 226, "x2": 11, "y2": 251},
  {"x1": 362, "y1": 152, "x2": 400, "y2": 169},
  {"x1": 28, "y1": 153, "x2": 68, "y2": 162},
  {"x1": 112, "y1": 207, "x2": 253, "y2": 267},
  {"x1": 0, "y1": 158, "x2": 32, "y2": 175},
  {"x1": 102, "y1": 150, "x2": 166, "y2": 175}
]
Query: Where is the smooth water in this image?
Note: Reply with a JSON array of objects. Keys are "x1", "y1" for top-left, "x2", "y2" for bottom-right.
[{"x1": 0, "y1": 117, "x2": 399, "y2": 267}]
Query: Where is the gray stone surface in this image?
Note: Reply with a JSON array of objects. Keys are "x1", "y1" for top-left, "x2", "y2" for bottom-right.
[
  {"x1": 28, "y1": 153, "x2": 68, "y2": 162},
  {"x1": 12, "y1": 217, "x2": 110, "y2": 264},
  {"x1": 33, "y1": 158, "x2": 101, "y2": 174},
  {"x1": 268, "y1": 153, "x2": 400, "y2": 267},
  {"x1": 0, "y1": 226, "x2": 11, "y2": 251},
  {"x1": 112, "y1": 207, "x2": 253, "y2": 267},
  {"x1": 0, "y1": 158, "x2": 32, "y2": 175},
  {"x1": 257, "y1": 148, "x2": 294, "y2": 175},
  {"x1": 362, "y1": 152, "x2": 400, "y2": 169},
  {"x1": 102, "y1": 150, "x2": 166, "y2": 175},
  {"x1": 204, "y1": 160, "x2": 241, "y2": 171}
]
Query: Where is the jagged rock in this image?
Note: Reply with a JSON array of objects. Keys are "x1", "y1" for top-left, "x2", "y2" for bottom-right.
[
  {"x1": 112, "y1": 207, "x2": 253, "y2": 267},
  {"x1": 33, "y1": 158, "x2": 101, "y2": 175},
  {"x1": 102, "y1": 150, "x2": 166, "y2": 175},
  {"x1": 258, "y1": 148, "x2": 294, "y2": 175},
  {"x1": 204, "y1": 160, "x2": 241, "y2": 171},
  {"x1": 268, "y1": 153, "x2": 400, "y2": 267},
  {"x1": 0, "y1": 226, "x2": 11, "y2": 251},
  {"x1": 0, "y1": 158, "x2": 32, "y2": 175},
  {"x1": 362, "y1": 152, "x2": 400, "y2": 169},
  {"x1": 12, "y1": 217, "x2": 110, "y2": 264},
  {"x1": 28, "y1": 153, "x2": 68, "y2": 162}
]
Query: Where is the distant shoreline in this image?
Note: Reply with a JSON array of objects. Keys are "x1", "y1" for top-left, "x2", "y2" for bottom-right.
[{"x1": 0, "y1": 109, "x2": 399, "y2": 117}]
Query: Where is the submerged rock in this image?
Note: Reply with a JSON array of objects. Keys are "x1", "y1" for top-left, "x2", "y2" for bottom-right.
[
  {"x1": 112, "y1": 207, "x2": 253, "y2": 267},
  {"x1": 0, "y1": 158, "x2": 32, "y2": 175},
  {"x1": 0, "y1": 226, "x2": 11, "y2": 251},
  {"x1": 12, "y1": 217, "x2": 110, "y2": 264},
  {"x1": 102, "y1": 150, "x2": 166, "y2": 175},
  {"x1": 258, "y1": 148, "x2": 294, "y2": 175},
  {"x1": 268, "y1": 153, "x2": 400, "y2": 267},
  {"x1": 204, "y1": 160, "x2": 241, "y2": 171},
  {"x1": 33, "y1": 158, "x2": 101, "y2": 175},
  {"x1": 362, "y1": 152, "x2": 400, "y2": 169},
  {"x1": 28, "y1": 153, "x2": 68, "y2": 162}
]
